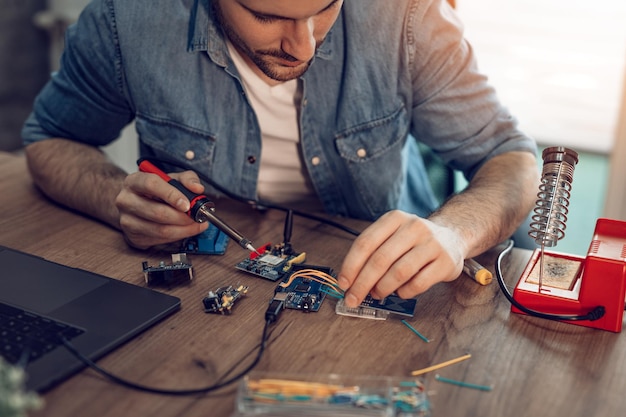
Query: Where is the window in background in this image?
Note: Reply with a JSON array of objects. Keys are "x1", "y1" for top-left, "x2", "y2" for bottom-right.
[{"x1": 456, "y1": 0, "x2": 626, "y2": 255}]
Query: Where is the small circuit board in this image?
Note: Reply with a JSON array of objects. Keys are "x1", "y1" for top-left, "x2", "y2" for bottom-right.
[
  {"x1": 142, "y1": 253, "x2": 193, "y2": 286},
  {"x1": 235, "y1": 242, "x2": 306, "y2": 282},
  {"x1": 275, "y1": 272, "x2": 329, "y2": 312},
  {"x1": 336, "y1": 294, "x2": 418, "y2": 320},
  {"x1": 182, "y1": 224, "x2": 229, "y2": 255},
  {"x1": 203, "y1": 284, "x2": 249, "y2": 314}
]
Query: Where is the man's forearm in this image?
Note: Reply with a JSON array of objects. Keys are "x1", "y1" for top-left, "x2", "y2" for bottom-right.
[
  {"x1": 25, "y1": 139, "x2": 127, "y2": 230},
  {"x1": 428, "y1": 151, "x2": 539, "y2": 257}
]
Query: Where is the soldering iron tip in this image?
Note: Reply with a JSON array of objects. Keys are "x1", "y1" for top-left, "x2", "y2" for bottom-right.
[{"x1": 246, "y1": 243, "x2": 260, "y2": 255}]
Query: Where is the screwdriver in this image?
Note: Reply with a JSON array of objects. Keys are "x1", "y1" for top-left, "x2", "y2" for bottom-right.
[{"x1": 137, "y1": 159, "x2": 258, "y2": 253}]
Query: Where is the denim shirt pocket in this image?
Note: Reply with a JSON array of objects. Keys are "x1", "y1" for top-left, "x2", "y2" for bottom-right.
[
  {"x1": 334, "y1": 105, "x2": 409, "y2": 218},
  {"x1": 135, "y1": 114, "x2": 218, "y2": 175}
]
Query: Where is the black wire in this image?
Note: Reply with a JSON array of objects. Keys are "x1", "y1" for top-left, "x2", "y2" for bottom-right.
[
  {"x1": 53, "y1": 154, "x2": 428, "y2": 394},
  {"x1": 495, "y1": 240, "x2": 605, "y2": 322},
  {"x1": 60, "y1": 156, "x2": 356, "y2": 396},
  {"x1": 60, "y1": 319, "x2": 273, "y2": 396},
  {"x1": 140, "y1": 157, "x2": 361, "y2": 237}
]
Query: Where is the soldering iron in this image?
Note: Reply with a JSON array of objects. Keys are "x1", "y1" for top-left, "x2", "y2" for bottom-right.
[{"x1": 137, "y1": 159, "x2": 258, "y2": 253}]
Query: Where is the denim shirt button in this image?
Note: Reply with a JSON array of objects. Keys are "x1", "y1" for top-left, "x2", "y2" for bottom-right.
[
  {"x1": 356, "y1": 148, "x2": 367, "y2": 158},
  {"x1": 311, "y1": 156, "x2": 321, "y2": 166},
  {"x1": 185, "y1": 150, "x2": 195, "y2": 160},
  {"x1": 247, "y1": 155, "x2": 257, "y2": 164}
]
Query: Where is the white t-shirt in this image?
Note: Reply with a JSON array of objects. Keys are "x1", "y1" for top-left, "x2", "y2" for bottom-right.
[{"x1": 227, "y1": 42, "x2": 323, "y2": 212}]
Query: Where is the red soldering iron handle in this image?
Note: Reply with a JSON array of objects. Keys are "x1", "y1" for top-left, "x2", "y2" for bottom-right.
[
  {"x1": 137, "y1": 159, "x2": 213, "y2": 222},
  {"x1": 137, "y1": 159, "x2": 172, "y2": 182}
]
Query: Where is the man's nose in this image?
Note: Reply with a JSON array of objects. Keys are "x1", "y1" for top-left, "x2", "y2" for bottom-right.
[{"x1": 281, "y1": 19, "x2": 316, "y2": 62}]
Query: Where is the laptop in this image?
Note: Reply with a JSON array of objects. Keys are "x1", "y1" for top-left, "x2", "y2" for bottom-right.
[{"x1": 0, "y1": 245, "x2": 181, "y2": 392}]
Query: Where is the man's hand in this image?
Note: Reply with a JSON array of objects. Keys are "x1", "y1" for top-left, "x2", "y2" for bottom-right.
[
  {"x1": 337, "y1": 210, "x2": 465, "y2": 308},
  {"x1": 115, "y1": 170, "x2": 209, "y2": 249},
  {"x1": 25, "y1": 139, "x2": 210, "y2": 250},
  {"x1": 336, "y1": 151, "x2": 539, "y2": 308}
]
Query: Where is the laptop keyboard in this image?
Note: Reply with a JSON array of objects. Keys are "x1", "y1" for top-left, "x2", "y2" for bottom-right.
[{"x1": 0, "y1": 302, "x2": 84, "y2": 366}]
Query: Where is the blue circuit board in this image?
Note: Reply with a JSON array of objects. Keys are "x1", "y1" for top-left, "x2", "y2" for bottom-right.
[
  {"x1": 360, "y1": 294, "x2": 417, "y2": 317},
  {"x1": 275, "y1": 275, "x2": 327, "y2": 312},
  {"x1": 235, "y1": 243, "x2": 306, "y2": 281},
  {"x1": 335, "y1": 294, "x2": 418, "y2": 320}
]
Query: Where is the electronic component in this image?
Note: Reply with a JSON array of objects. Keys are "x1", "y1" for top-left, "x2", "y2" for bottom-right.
[
  {"x1": 275, "y1": 268, "x2": 332, "y2": 312},
  {"x1": 203, "y1": 284, "x2": 249, "y2": 314},
  {"x1": 335, "y1": 294, "x2": 418, "y2": 320},
  {"x1": 142, "y1": 253, "x2": 193, "y2": 286},
  {"x1": 235, "y1": 242, "x2": 306, "y2": 281},
  {"x1": 182, "y1": 223, "x2": 229, "y2": 255}
]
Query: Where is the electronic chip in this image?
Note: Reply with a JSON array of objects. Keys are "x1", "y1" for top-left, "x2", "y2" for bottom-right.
[
  {"x1": 276, "y1": 276, "x2": 327, "y2": 312},
  {"x1": 257, "y1": 254, "x2": 285, "y2": 266}
]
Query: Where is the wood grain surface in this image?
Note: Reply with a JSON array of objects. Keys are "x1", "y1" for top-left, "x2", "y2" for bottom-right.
[{"x1": 0, "y1": 152, "x2": 623, "y2": 417}]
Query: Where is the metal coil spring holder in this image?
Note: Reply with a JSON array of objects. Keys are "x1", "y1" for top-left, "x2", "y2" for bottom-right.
[{"x1": 528, "y1": 146, "x2": 579, "y2": 247}]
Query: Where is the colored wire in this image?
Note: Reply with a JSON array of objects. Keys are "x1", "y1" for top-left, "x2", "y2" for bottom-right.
[
  {"x1": 410, "y1": 354, "x2": 471, "y2": 376},
  {"x1": 320, "y1": 287, "x2": 345, "y2": 299},
  {"x1": 434, "y1": 374, "x2": 493, "y2": 391},
  {"x1": 279, "y1": 268, "x2": 344, "y2": 295},
  {"x1": 495, "y1": 240, "x2": 606, "y2": 322},
  {"x1": 401, "y1": 320, "x2": 430, "y2": 343},
  {"x1": 279, "y1": 267, "x2": 347, "y2": 303},
  {"x1": 60, "y1": 318, "x2": 273, "y2": 396}
]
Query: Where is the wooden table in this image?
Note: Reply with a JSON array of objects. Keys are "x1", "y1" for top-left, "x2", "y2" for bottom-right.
[{"x1": 1, "y1": 152, "x2": 624, "y2": 417}]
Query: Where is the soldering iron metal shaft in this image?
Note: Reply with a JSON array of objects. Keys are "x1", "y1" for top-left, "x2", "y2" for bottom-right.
[{"x1": 196, "y1": 206, "x2": 257, "y2": 253}]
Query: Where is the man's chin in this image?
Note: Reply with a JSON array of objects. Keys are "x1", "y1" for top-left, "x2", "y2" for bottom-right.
[{"x1": 265, "y1": 64, "x2": 309, "y2": 82}]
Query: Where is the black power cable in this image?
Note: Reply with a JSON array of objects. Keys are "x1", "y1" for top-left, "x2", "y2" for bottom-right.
[
  {"x1": 61, "y1": 318, "x2": 273, "y2": 396},
  {"x1": 56, "y1": 156, "x2": 362, "y2": 395},
  {"x1": 495, "y1": 239, "x2": 605, "y2": 322}
]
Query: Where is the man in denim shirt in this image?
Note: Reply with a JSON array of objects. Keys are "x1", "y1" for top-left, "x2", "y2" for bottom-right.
[{"x1": 22, "y1": 0, "x2": 539, "y2": 308}]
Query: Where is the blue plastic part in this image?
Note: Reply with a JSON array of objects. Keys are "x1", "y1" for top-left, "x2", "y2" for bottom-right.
[{"x1": 183, "y1": 223, "x2": 230, "y2": 255}]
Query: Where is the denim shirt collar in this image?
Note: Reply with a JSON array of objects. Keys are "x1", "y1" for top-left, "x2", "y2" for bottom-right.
[{"x1": 188, "y1": 0, "x2": 334, "y2": 64}]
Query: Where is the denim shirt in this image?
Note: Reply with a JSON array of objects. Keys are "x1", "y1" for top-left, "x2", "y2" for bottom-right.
[{"x1": 22, "y1": 0, "x2": 536, "y2": 220}]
